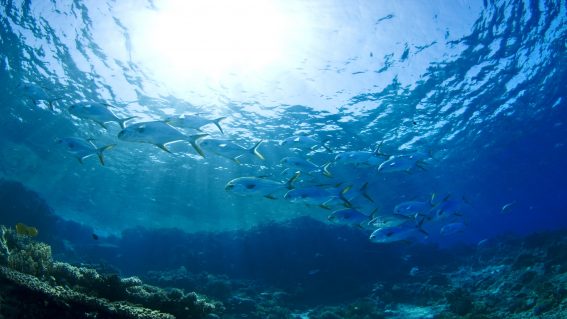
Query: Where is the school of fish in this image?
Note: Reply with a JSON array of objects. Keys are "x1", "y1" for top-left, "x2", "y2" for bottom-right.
[{"x1": 21, "y1": 82, "x2": 473, "y2": 244}]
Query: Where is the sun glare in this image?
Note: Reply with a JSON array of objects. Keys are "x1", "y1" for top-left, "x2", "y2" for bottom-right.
[{"x1": 133, "y1": 0, "x2": 293, "y2": 80}]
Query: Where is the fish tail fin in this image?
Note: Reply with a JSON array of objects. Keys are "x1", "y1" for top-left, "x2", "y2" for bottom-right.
[
  {"x1": 416, "y1": 217, "x2": 429, "y2": 238},
  {"x1": 118, "y1": 116, "x2": 136, "y2": 129},
  {"x1": 286, "y1": 171, "x2": 301, "y2": 189},
  {"x1": 187, "y1": 134, "x2": 208, "y2": 157},
  {"x1": 369, "y1": 208, "x2": 379, "y2": 220},
  {"x1": 321, "y1": 139, "x2": 332, "y2": 153},
  {"x1": 373, "y1": 141, "x2": 391, "y2": 158},
  {"x1": 47, "y1": 97, "x2": 63, "y2": 111},
  {"x1": 429, "y1": 193, "x2": 436, "y2": 206},
  {"x1": 96, "y1": 144, "x2": 116, "y2": 166},
  {"x1": 360, "y1": 182, "x2": 374, "y2": 202},
  {"x1": 322, "y1": 162, "x2": 332, "y2": 177},
  {"x1": 339, "y1": 186, "x2": 353, "y2": 208},
  {"x1": 249, "y1": 140, "x2": 265, "y2": 160},
  {"x1": 212, "y1": 117, "x2": 226, "y2": 134}
]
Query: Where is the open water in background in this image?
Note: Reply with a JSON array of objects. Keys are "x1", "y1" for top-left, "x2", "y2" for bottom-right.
[{"x1": 0, "y1": 0, "x2": 566, "y2": 244}]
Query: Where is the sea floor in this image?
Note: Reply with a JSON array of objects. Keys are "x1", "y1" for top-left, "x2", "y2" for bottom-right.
[{"x1": 1, "y1": 222, "x2": 566, "y2": 319}]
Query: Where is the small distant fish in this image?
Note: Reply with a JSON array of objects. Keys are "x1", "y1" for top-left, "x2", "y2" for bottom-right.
[
  {"x1": 477, "y1": 238, "x2": 490, "y2": 248},
  {"x1": 440, "y1": 222, "x2": 466, "y2": 236},
  {"x1": 117, "y1": 121, "x2": 208, "y2": 156},
  {"x1": 55, "y1": 137, "x2": 115, "y2": 165},
  {"x1": 165, "y1": 114, "x2": 226, "y2": 134},
  {"x1": 225, "y1": 171, "x2": 300, "y2": 199},
  {"x1": 500, "y1": 201, "x2": 516, "y2": 214},
  {"x1": 409, "y1": 266, "x2": 420, "y2": 276},
  {"x1": 327, "y1": 208, "x2": 374, "y2": 227},
  {"x1": 281, "y1": 157, "x2": 332, "y2": 177},
  {"x1": 15, "y1": 223, "x2": 38, "y2": 237},
  {"x1": 281, "y1": 136, "x2": 331, "y2": 152},
  {"x1": 200, "y1": 138, "x2": 264, "y2": 163},
  {"x1": 308, "y1": 269, "x2": 320, "y2": 276},
  {"x1": 69, "y1": 102, "x2": 135, "y2": 129}
]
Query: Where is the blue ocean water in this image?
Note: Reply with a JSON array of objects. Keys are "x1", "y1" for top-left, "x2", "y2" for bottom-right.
[{"x1": 0, "y1": 0, "x2": 566, "y2": 317}]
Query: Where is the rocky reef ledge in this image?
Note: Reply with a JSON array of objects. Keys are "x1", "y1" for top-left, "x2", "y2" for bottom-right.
[{"x1": 0, "y1": 225, "x2": 220, "y2": 319}]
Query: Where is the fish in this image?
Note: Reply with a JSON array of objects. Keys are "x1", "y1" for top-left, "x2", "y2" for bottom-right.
[
  {"x1": 377, "y1": 151, "x2": 430, "y2": 173},
  {"x1": 225, "y1": 171, "x2": 300, "y2": 199},
  {"x1": 117, "y1": 121, "x2": 208, "y2": 156},
  {"x1": 281, "y1": 157, "x2": 332, "y2": 177},
  {"x1": 369, "y1": 222, "x2": 428, "y2": 244},
  {"x1": 284, "y1": 185, "x2": 351, "y2": 209},
  {"x1": 426, "y1": 194, "x2": 465, "y2": 222},
  {"x1": 440, "y1": 222, "x2": 466, "y2": 236},
  {"x1": 200, "y1": 138, "x2": 264, "y2": 163},
  {"x1": 19, "y1": 82, "x2": 61, "y2": 111},
  {"x1": 369, "y1": 213, "x2": 414, "y2": 228},
  {"x1": 55, "y1": 137, "x2": 116, "y2": 165},
  {"x1": 394, "y1": 200, "x2": 433, "y2": 218},
  {"x1": 15, "y1": 223, "x2": 38, "y2": 237},
  {"x1": 334, "y1": 142, "x2": 389, "y2": 166},
  {"x1": 165, "y1": 114, "x2": 226, "y2": 134},
  {"x1": 327, "y1": 208, "x2": 374, "y2": 227},
  {"x1": 69, "y1": 102, "x2": 135, "y2": 129},
  {"x1": 500, "y1": 201, "x2": 516, "y2": 214},
  {"x1": 281, "y1": 136, "x2": 331, "y2": 152}
]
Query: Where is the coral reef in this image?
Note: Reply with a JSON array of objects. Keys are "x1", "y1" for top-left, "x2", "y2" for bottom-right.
[{"x1": 0, "y1": 225, "x2": 220, "y2": 319}]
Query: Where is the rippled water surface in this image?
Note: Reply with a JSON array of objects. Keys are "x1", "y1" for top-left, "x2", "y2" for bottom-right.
[{"x1": 1, "y1": 0, "x2": 565, "y2": 239}]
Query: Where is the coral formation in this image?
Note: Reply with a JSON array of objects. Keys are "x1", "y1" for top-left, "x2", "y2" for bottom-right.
[{"x1": 0, "y1": 225, "x2": 219, "y2": 318}]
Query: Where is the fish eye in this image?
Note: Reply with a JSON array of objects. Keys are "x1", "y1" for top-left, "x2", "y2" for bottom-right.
[
  {"x1": 246, "y1": 183, "x2": 256, "y2": 189},
  {"x1": 300, "y1": 194, "x2": 307, "y2": 198},
  {"x1": 386, "y1": 231, "x2": 394, "y2": 237}
]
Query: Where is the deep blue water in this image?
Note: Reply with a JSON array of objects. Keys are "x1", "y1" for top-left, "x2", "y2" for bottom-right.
[{"x1": 1, "y1": 0, "x2": 567, "y2": 312}]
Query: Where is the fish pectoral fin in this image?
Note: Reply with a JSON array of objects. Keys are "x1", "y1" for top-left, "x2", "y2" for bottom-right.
[
  {"x1": 94, "y1": 121, "x2": 108, "y2": 129},
  {"x1": 264, "y1": 194, "x2": 277, "y2": 200},
  {"x1": 156, "y1": 144, "x2": 172, "y2": 153}
]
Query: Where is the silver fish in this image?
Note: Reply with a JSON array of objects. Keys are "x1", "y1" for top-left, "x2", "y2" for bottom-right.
[
  {"x1": 394, "y1": 200, "x2": 433, "y2": 218},
  {"x1": 165, "y1": 114, "x2": 226, "y2": 134},
  {"x1": 19, "y1": 82, "x2": 60, "y2": 111},
  {"x1": 281, "y1": 156, "x2": 332, "y2": 177},
  {"x1": 334, "y1": 143, "x2": 388, "y2": 166},
  {"x1": 200, "y1": 138, "x2": 264, "y2": 163},
  {"x1": 377, "y1": 151, "x2": 430, "y2": 173},
  {"x1": 281, "y1": 136, "x2": 331, "y2": 152},
  {"x1": 117, "y1": 121, "x2": 207, "y2": 156},
  {"x1": 225, "y1": 171, "x2": 300, "y2": 198},
  {"x1": 284, "y1": 185, "x2": 351, "y2": 209},
  {"x1": 328, "y1": 208, "x2": 373, "y2": 226},
  {"x1": 369, "y1": 223, "x2": 428, "y2": 244},
  {"x1": 55, "y1": 137, "x2": 115, "y2": 165},
  {"x1": 369, "y1": 214, "x2": 413, "y2": 228},
  {"x1": 69, "y1": 102, "x2": 135, "y2": 129},
  {"x1": 426, "y1": 195, "x2": 465, "y2": 222},
  {"x1": 440, "y1": 222, "x2": 466, "y2": 236}
]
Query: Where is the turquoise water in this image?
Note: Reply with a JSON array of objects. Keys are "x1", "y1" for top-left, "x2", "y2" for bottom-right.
[{"x1": 1, "y1": 0, "x2": 566, "y2": 238}]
